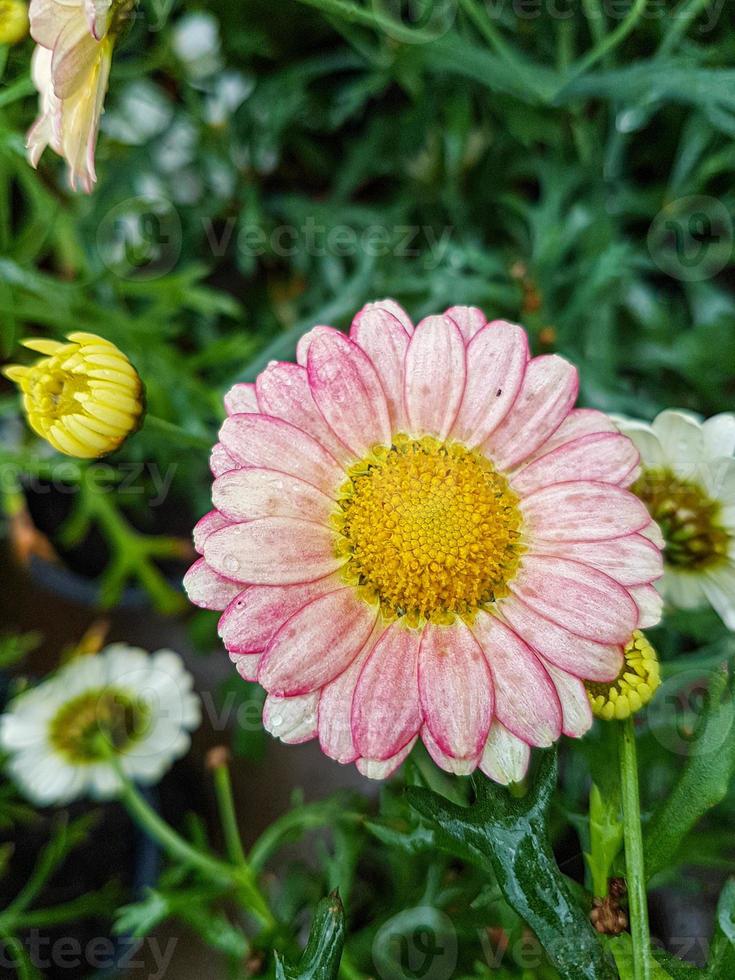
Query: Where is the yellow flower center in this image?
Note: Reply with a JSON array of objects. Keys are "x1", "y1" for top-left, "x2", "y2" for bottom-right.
[
  {"x1": 633, "y1": 469, "x2": 729, "y2": 571},
  {"x1": 49, "y1": 687, "x2": 149, "y2": 764},
  {"x1": 586, "y1": 631, "x2": 660, "y2": 721},
  {"x1": 334, "y1": 435, "x2": 523, "y2": 624},
  {"x1": 25, "y1": 350, "x2": 94, "y2": 423}
]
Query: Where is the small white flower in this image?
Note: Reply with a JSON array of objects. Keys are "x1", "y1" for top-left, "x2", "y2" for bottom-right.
[
  {"x1": 0, "y1": 644, "x2": 200, "y2": 806},
  {"x1": 172, "y1": 12, "x2": 221, "y2": 79},
  {"x1": 615, "y1": 409, "x2": 735, "y2": 629}
]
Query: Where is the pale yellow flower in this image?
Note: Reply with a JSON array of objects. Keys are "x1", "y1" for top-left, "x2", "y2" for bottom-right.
[
  {"x1": 0, "y1": 0, "x2": 29, "y2": 44},
  {"x1": 26, "y1": 0, "x2": 132, "y2": 192},
  {"x1": 586, "y1": 631, "x2": 661, "y2": 721},
  {"x1": 3, "y1": 332, "x2": 144, "y2": 458}
]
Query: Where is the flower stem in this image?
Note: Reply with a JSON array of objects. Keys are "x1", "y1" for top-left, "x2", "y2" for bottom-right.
[
  {"x1": 619, "y1": 717, "x2": 652, "y2": 980},
  {"x1": 117, "y1": 771, "x2": 233, "y2": 883},
  {"x1": 572, "y1": 0, "x2": 648, "y2": 76},
  {"x1": 144, "y1": 414, "x2": 212, "y2": 449},
  {"x1": 114, "y1": 764, "x2": 275, "y2": 930},
  {"x1": 211, "y1": 756, "x2": 248, "y2": 867}
]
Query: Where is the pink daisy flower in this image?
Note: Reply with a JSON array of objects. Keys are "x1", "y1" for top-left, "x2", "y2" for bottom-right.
[{"x1": 185, "y1": 302, "x2": 664, "y2": 782}]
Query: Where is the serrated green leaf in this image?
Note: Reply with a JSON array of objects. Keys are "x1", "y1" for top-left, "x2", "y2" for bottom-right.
[
  {"x1": 274, "y1": 892, "x2": 345, "y2": 980},
  {"x1": 407, "y1": 750, "x2": 615, "y2": 980}
]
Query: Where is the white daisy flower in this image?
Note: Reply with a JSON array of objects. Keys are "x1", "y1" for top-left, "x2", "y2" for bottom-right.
[
  {"x1": 615, "y1": 409, "x2": 735, "y2": 629},
  {"x1": 0, "y1": 644, "x2": 201, "y2": 806}
]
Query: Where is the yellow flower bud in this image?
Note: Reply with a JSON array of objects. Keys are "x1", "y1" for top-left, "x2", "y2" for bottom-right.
[
  {"x1": 586, "y1": 631, "x2": 661, "y2": 721},
  {"x1": 3, "y1": 333, "x2": 144, "y2": 458},
  {"x1": 0, "y1": 0, "x2": 29, "y2": 45}
]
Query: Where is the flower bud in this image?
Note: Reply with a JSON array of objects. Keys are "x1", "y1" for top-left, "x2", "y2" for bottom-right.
[{"x1": 4, "y1": 332, "x2": 144, "y2": 458}]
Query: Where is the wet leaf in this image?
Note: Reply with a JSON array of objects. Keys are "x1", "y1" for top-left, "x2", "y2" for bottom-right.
[
  {"x1": 407, "y1": 750, "x2": 616, "y2": 979},
  {"x1": 275, "y1": 891, "x2": 345, "y2": 980}
]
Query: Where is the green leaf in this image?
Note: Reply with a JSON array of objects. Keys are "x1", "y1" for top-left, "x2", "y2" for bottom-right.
[
  {"x1": 274, "y1": 891, "x2": 345, "y2": 980},
  {"x1": 114, "y1": 888, "x2": 171, "y2": 938},
  {"x1": 604, "y1": 933, "x2": 698, "y2": 979},
  {"x1": 407, "y1": 750, "x2": 615, "y2": 980},
  {"x1": 644, "y1": 668, "x2": 735, "y2": 880},
  {"x1": 584, "y1": 783, "x2": 624, "y2": 899}
]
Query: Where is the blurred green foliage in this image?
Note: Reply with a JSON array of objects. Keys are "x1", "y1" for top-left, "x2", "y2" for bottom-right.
[{"x1": 1, "y1": 0, "x2": 735, "y2": 976}]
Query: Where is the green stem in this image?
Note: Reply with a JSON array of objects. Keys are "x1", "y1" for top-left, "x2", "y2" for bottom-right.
[
  {"x1": 212, "y1": 759, "x2": 248, "y2": 867},
  {"x1": 658, "y1": 0, "x2": 713, "y2": 56},
  {"x1": 117, "y1": 772, "x2": 233, "y2": 883},
  {"x1": 289, "y1": 0, "x2": 442, "y2": 44},
  {"x1": 619, "y1": 718, "x2": 652, "y2": 980},
  {"x1": 572, "y1": 0, "x2": 649, "y2": 76},
  {"x1": 144, "y1": 414, "x2": 212, "y2": 449},
  {"x1": 113, "y1": 762, "x2": 276, "y2": 930}
]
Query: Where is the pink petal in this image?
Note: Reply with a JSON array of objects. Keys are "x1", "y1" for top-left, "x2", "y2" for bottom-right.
[
  {"x1": 418, "y1": 622, "x2": 493, "y2": 760},
  {"x1": 183, "y1": 558, "x2": 242, "y2": 611},
  {"x1": 509, "y1": 555, "x2": 638, "y2": 645},
  {"x1": 193, "y1": 509, "x2": 230, "y2": 554},
  {"x1": 471, "y1": 613, "x2": 561, "y2": 747},
  {"x1": 499, "y1": 596, "x2": 622, "y2": 681},
  {"x1": 212, "y1": 468, "x2": 335, "y2": 525},
  {"x1": 512, "y1": 433, "x2": 639, "y2": 494},
  {"x1": 255, "y1": 362, "x2": 350, "y2": 463},
  {"x1": 444, "y1": 305, "x2": 487, "y2": 342},
  {"x1": 630, "y1": 584, "x2": 663, "y2": 629},
  {"x1": 483, "y1": 354, "x2": 579, "y2": 470},
  {"x1": 404, "y1": 315, "x2": 466, "y2": 440},
  {"x1": 539, "y1": 534, "x2": 663, "y2": 587},
  {"x1": 258, "y1": 589, "x2": 377, "y2": 696},
  {"x1": 224, "y1": 383, "x2": 258, "y2": 416},
  {"x1": 451, "y1": 321, "x2": 529, "y2": 447},
  {"x1": 210, "y1": 443, "x2": 238, "y2": 477},
  {"x1": 350, "y1": 307, "x2": 410, "y2": 431},
  {"x1": 422, "y1": 726, "x2": 481, "y2": 775},
  {"x1": 355, "y1": 299, "x2": 414, "y2": 335},
  {"x1": 351, "y1": 625, "x2": 422, "y2": 761},
  {"x1": 525, "y1": 408, "x2": 617, "y2": 461},
  {"x1": 219, "y1": 576, "x2": 340, "y2": 653},
  {"x1": 296, "y1": 325, "x2": 343, "y2": 366},
  {"x1": 480, "y1": 722, "x2": 531, "y2": 785},
  {"x1": 318, "y1": 635, "x2": 377, "y2": 764},
  {"x1": 356, "y1": 738, "x2": 417, "y2": 779},
  {"x1": 523, "y1": 481, "x2": 651, "y2": 542},
  {"x1": 543, "y1": 662, "x2": 593, "y2": 738},
  {"x1": 229, "y1": 651, "x2": 261, "y2": 681},
  {"x1": 219, "y1": 414, "x2": 343, "y2": 494},
  {"x1": 263, "y1": 693, "x2": 319, "y2": 744},
  {"x1": 307, "y1": 331, "x2": 392, "y2": 457},
  {"x1": 204, "y1": 517, "x2": 343, "y2": 584}
]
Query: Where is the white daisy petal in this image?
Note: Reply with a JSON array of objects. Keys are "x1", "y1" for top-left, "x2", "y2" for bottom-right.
[{"x1": 701, "y1": 563, "x2": 735, "y2": 630}]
